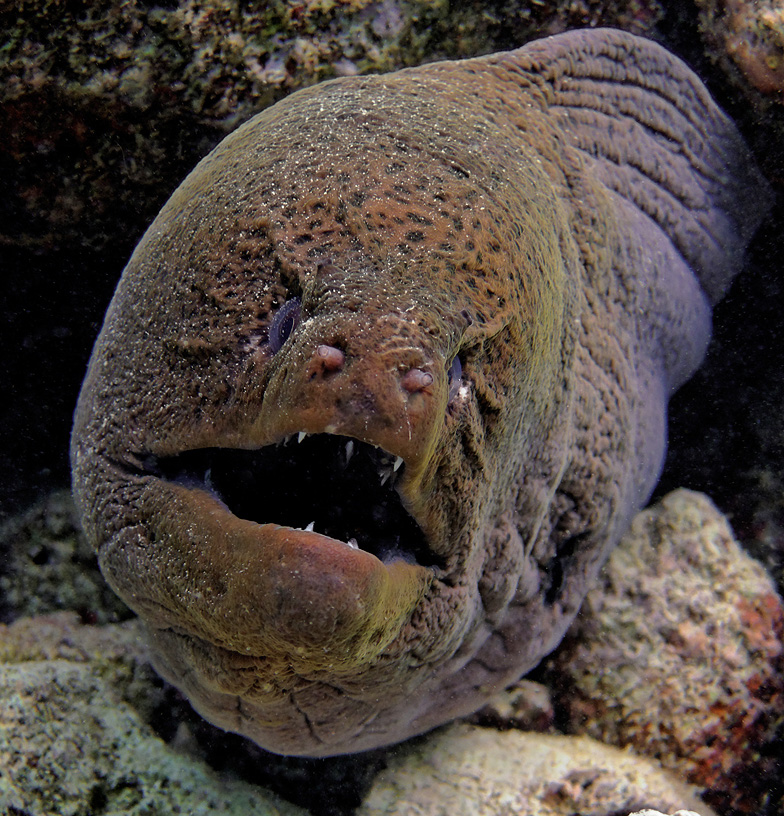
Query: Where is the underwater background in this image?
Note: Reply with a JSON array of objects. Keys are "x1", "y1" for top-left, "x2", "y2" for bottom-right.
[{"x1": 1, "y1": 1, "x2": 783, "y2": 814}]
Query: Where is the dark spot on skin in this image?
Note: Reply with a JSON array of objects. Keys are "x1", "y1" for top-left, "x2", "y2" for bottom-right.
[
  {"x1": 405, "y1": 231, "x2": 425, "y2": 242},
  {"x1": 316, "y1": 262, "x2": 342, "y2": 278}
]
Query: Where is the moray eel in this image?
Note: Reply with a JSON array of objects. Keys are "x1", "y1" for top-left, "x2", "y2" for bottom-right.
[{"x1": 71, "y1": 29, "x2": 769, "y2": 756}]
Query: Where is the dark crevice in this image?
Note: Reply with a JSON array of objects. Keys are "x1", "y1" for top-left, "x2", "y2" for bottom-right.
[
  {"x1": 146, "y1": 434, "x2": 440, "y2": 568},
  {"x1": 543, "y1": 530, "x2": 592, "y2": 605}
]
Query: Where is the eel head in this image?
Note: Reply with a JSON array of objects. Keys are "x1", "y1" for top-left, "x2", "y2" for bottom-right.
[{"x1": 70, "y1": 79, "x2": 571, "y2": 755}]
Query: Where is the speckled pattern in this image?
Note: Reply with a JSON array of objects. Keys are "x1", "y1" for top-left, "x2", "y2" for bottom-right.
[{"x1": 71, "y1": 29, "x2": 769, "y2": 756}]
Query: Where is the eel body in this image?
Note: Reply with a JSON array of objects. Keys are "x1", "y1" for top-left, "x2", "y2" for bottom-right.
[{"x1": 71, "y1": 29, "x2": 768, "y2": 756}]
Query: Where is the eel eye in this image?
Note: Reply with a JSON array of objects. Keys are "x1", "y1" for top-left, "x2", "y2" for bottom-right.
[
  {"x1": 447, "y1": 355, "x2": 463, "y2": 402},
  {"x1": 269, "y1": 297, "x2": 301, "y2": 353}
]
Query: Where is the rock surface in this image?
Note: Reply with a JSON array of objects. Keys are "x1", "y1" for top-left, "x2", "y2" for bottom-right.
[
  {"x1": 696, "y1": 0, "x2": 784, "y2": 96},
  {"x1": 0, "y1": 612, "x2": 307, "y2": 816},
  {"x1": 470, "y1": 678, "x2": 556, "y2": 734},
  {"x1": 356, "y1": 724, "x2": 714, "y2": 816},
  {"x1": 545, "y1": 489, "x2": 784, "y2": 815},
  {"x1": 630, "y1": 811, "x2": 705, "y2": 816},
  {"x1": 0, "y1": 0, "x2": 663, "y2": 254},
  {"x1": 0, "y1": 490, "x2": 130, "y2": 623}
]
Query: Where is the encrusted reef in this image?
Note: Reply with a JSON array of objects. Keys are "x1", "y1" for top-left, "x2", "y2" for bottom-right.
[
  {"x1": 355, "y1": 725, "x2": 714, "y2": 816},
  {"x1": 0, "y1": 490, "x2": 130, "y2": 624},
  {"x1": 544, "y1": 490, "x2": 784, "y2": 816},
  {"x1": 0, "y1": 613, "x2": 308, "y2": 816},
  {"x1": 695, "y1": 0, "x2": 784, "y2": 97},
  {"x1": 0, "y1": 0, "x2": 663, "y2": 254}
]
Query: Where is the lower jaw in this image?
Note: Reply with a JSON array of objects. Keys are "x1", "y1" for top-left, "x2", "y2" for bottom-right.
[{"x1": 100, "y1": 473, "x2": 435, "y2": 668}]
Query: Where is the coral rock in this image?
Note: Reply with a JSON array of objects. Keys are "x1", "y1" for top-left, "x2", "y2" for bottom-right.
[
  {"x1": 356, "y1": 723, "x2": 714, "y2": 816},
  {"x1": 0, "y1": 490, "x2": 130, "y2": 624},
  {"x1": 546, "y1": 489, "x2": 784, "y2": 815},
  {"x1": 0, "y1": 612, "x2": 306, "y2": 816},
  {"x1": 697, "y1": 0, "x2": 784, "y2": 96}
]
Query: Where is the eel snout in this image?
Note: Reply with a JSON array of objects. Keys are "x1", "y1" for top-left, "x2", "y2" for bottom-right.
[
  {"x1": 253, "y1": 305, "x2": 452, "y2": 498},
  {"x1": 109, "y1": 313, "x2": 450, "y2": 667}
]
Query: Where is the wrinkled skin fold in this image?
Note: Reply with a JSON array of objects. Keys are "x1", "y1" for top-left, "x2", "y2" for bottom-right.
[{"x1": 71, "y1": 28, "x2": 769, "y2": 755}]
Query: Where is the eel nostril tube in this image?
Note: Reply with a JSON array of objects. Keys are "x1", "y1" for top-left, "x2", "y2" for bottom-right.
[
  {"x1": 315, "y1": 344, "x2": 345, "y2": 374},
  {"x1": 401, "y1": 368, "x2": 433, "y2": 394}
]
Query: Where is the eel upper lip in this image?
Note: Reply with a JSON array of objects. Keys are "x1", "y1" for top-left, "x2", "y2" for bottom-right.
[{"x1": 141, "y1": 431, "x2": 439, "y2": 568}]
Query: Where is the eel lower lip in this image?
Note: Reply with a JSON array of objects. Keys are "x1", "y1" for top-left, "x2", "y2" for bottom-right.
[{"x1": 143, "y1": 433, "x2": 438, "y2": 567}]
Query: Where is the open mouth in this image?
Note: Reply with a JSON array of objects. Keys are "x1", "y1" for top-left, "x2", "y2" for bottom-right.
[{"x1": 145, "y1": 433, "x2": 437, "y2": 567}]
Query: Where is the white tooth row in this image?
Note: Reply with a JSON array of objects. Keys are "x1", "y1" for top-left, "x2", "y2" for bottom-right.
[
  {"x1": 280, "y1": 434, "x2": 404, "y2": 477},
  {"x1": 278, "y1": 432, "x2": 310, "y2": 445},
  {"x1": 300, "y1": 520, "x2": 358, "y2": 550},
  {"x1": 278, "y1": 433, "x2": 405, "y2": 492},
  {"x1": 378, "y1": 454, "x2": 404, "y2": 485}
]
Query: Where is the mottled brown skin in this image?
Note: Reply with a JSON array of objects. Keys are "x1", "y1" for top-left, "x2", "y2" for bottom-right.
[{"x1": 71, "y1": 29, "x2": 768, "y2": 755}]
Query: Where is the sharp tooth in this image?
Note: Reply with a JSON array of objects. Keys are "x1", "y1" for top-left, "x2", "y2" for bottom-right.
[
  {"x1": 347, "y1": 538, "x2": 359, "y2": 549},
  {"x1": 298, "y1": 431, "x2": 307, "y2": 443},
  {"x1": 304, "y1": 521, "x2": 315, "y2": 532},
  {"x1": 379, "y1": 468, "x2": 391, "y2": 486},
  {"x1": 393, "y1": 456, "x2": 403, "y2": 472},
  {"x1": 283, "y1": 434, "x2": 293, "y2": 445},
  {"x1": 345, "y1": 439, "x2": 354, "y2": 464}
]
